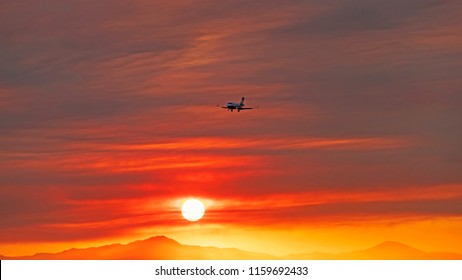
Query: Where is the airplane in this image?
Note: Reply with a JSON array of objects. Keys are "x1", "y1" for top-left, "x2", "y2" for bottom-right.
[{"x1": 218, "y1": 97, "x2": 256, "y2": 112}]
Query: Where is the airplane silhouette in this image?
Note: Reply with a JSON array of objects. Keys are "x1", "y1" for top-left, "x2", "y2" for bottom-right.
[{"x1": 218, "y1": 97, "x2": 256, "y2": 112}]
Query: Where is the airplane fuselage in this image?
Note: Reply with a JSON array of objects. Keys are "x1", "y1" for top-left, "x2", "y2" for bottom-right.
[{"x1": 225, "y1": 102, "x2": 243, "y2": 110}]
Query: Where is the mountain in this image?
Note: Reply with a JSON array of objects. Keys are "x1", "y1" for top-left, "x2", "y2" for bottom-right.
[
  {"x1": 2, "y1": 238, "x2": 461, "y2": 260},
  {"x1": 2, "y1": 236, "x2": 277, "y2": 260},
  {"x1": 287, "y1": 241, "x2": 462, "y2": 260}
]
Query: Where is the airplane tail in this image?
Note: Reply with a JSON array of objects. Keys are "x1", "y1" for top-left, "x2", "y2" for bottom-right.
[{"x1": 240, "y1": 97, "x2": 245, "y2": 106}]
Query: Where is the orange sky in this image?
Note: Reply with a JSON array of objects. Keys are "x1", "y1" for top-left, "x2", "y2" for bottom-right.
[{"x1": 1, "y1": 0, "x2": 462, "y2": 257}]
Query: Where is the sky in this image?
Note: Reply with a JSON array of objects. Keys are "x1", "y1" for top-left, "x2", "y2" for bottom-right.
[{"x1": 1, "y1": 0, "x2": 462, "y2": 257}]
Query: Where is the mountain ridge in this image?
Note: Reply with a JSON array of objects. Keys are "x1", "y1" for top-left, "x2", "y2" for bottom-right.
[
  {"x1": 287, "y1": 240, "x2": 462, "y2": 260},
  {"x1": 1, "y1": 236, "x2": 277, "y2": 260},
  {"x1": 2, "y1": 237, "x2": 461, "y2": 260}
]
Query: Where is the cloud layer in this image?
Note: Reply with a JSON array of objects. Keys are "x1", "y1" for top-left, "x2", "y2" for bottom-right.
[{"x1": 1, "y1": 0, "x2": 462, "y2": 253}]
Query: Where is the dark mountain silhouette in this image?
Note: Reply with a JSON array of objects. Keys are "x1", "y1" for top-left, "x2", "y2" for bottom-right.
[
  {"x1": 287, "y1": 241, "x2": 462, "y2": 260},
  {"x1": 1, "y1": 238, "x2": 461, "y2": 260},
  {"x1": 1, "y1": 236, "x2": 277, "y2": 260}
]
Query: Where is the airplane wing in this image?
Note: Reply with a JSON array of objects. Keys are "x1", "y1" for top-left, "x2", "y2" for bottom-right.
[{"x1": 239, "y1": 107, "x2": 254, "y2": 110}]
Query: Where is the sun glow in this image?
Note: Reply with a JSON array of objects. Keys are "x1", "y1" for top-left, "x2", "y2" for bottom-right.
[{"x1": 181, "y1": 199, "x2": 205, "y2": 222}]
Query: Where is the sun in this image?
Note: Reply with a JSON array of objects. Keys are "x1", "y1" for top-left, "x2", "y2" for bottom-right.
[{"x1": 181, "y1": 199, "x2": 205, "y2": 222}]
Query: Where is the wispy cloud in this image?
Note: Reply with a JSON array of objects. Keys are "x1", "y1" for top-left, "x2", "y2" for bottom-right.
[{"x1": 1, "y1": 0, "x2": 461, "y2": 253}]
